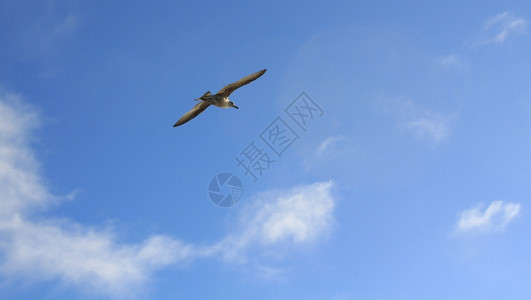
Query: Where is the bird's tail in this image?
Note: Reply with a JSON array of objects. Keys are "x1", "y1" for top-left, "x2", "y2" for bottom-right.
[{"x1": 195, "y1": 91, "x2": 211, "y2": 100}]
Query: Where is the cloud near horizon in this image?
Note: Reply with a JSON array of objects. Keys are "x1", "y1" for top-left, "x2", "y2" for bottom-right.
[{"x1": 0, "y1": 90, "x2": 336, "y2": 298}]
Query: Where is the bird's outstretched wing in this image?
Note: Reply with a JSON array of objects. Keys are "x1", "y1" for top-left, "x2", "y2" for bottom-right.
[
  {"x1": 173, "y1": 101, "x2": 211, "y2": 127},
  {"x1": 216, "y1": 69, "x2": 266, "y2": 98}
]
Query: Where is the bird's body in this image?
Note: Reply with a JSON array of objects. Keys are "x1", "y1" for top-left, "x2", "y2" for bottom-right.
[
  {"x1": 198, "y1": 93, "x2": 233, "y2": 108},
  {"x1": 173, "y1": 69, "x2": 266, "y2": 127}
]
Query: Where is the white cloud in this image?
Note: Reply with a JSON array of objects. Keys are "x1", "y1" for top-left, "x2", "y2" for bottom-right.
[
  {"x1": 0, "y1": 217, "x2": 194, "y2": 298},
  {"x1": 0, "y1": 91, "x2": 195, "y2": 298},
  {"x1": 0, "y1": 93, "x2": 51, "y2": 217},
  {"x1": 207, "y1": 181, "x2": 335, "y2": 263},
  {"x1": 437, "y1": 54, "x2": 469, "y2": 72},
  {"x1": 243, "y1": 181, "x2": 334, "y2": 245},
  {"x1": 455, "y1": 201, "x2": 521, "y2": 234},
  {"x1": 52, "y1": 14, "x2": 78, "y2": 37},
  {"x1": 316, "y1": 136, "x2": 347, "y2": 156},
  {"x1": 439, "y1": 54, "x2": 460, "y2": 67},
  {"x1": 380, "y1": 97, "x2": 454, "y2": 146},
  {"x1": 0, "y1": 2, "x2": 80, "y2": 61},
  {"x1": 407, "y1": 116, "x2": 449, "y2": 144},
  {"x1": 0, "y1": 90, "x2": 336, "y2": 297},
  {"x1": 302, "y1": 135, "x2": 357, "y2": 172},
  {"x1": 479, "y1": 11, "x2": 527, "y2": 44}
]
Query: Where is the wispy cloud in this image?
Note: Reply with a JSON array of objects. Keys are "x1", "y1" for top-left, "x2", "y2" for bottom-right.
[
  {"x1": 454, "y1": 201, "x2": 521, "y2": 234},
  {"x1": 0, "y1": 91, "x2": 336, "y2": 297},
  {"x1": 437, "y1": 54, "x2": 469, "y2": 72},
  {"x1": 316, "y1": 136, "x2": 347, "y2": 156},
  {"x1": 52, "y1": 14, "x2": 78, "y2": 37},
  {"x1": 0, "y1": 1, "x2": 80, "y2": 60},
  {"x1": 407, "y1": 115, "x2": 449, "y2": 144},
  {"x1": 303, "y1": 135, "x2": 357, "y2": 172},
  {"x1": 439, "y1": 54, "x2": 461, "y2": 67},
  {"x1": 478, "y1": 11, "x2": 527, "y2": 45},
  {"x1": 378, "y1": 97, "x2": 454, "y2": 146}
]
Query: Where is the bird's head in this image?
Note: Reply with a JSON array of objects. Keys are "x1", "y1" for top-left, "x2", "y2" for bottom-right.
[{"x1": 230, "y1": 101, "x2": 239, "y2": 109}]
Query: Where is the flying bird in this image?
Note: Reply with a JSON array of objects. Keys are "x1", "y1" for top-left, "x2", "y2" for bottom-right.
[{"x1": 173, "y1": 69, "x2": 267, "y2": 127}]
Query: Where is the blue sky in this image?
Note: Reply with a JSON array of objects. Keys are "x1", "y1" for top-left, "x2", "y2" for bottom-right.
[{"x1": 1, "y1": 1, "x2": 530, "y2": 299}]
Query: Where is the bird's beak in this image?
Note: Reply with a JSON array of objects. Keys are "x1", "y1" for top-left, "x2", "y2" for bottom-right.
[
  {"x1": 194, "y1": 98, "x2": 201, "y2": 101},
  {"x1": 234, "y1": 105, "x2": 239, "y2": 109}
]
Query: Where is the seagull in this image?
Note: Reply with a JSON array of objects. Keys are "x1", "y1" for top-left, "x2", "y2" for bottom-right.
[{"x1": 173, "y1": 69, "x2": 267, "y2": 127}]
